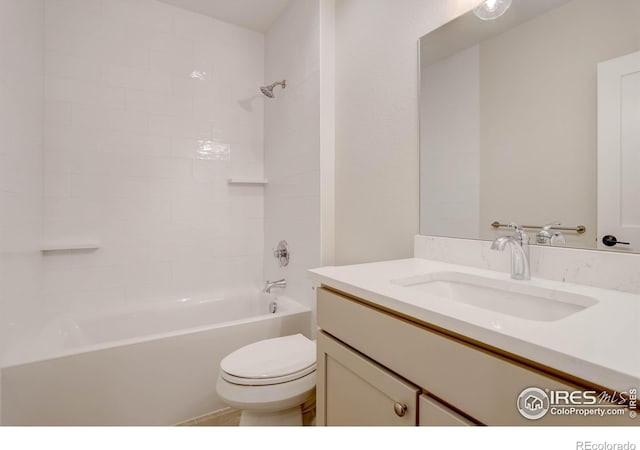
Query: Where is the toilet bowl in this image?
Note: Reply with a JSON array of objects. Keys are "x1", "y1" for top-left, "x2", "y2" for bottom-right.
[{"x1": 216, "y1": 334, "x2": 316, "y2": 426}]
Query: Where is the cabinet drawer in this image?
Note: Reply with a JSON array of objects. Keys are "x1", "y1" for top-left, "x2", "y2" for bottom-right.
[
  {"x1": 317, "y1": 287, "x2": 637, "y2": 426},
  {"x1": 419, "y1": 395, "x2": 475, "y2": 426},
  {"x1": 317, "y1": 332, "x2": 419, "y2": 426}
]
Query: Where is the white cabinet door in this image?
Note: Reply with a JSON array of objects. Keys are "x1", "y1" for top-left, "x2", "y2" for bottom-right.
[
  {"x1": 597, "y1": 50, "x2": 640, "y2": 251},
  {"x1": 419, "y1": 395, "x2": 475, "y2": 426},
  {"x1": 316, "y1": 332, "x2": 419, "y2": 426}
]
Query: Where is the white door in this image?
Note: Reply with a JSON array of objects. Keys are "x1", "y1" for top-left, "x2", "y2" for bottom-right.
[{"x1": 597, "y1": 50, "x2": 640, "y2": 251}]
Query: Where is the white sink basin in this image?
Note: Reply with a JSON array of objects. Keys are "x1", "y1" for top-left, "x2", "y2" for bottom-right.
[{"x1": 391, "y1": 272, "x2": 597, "y2": 322}]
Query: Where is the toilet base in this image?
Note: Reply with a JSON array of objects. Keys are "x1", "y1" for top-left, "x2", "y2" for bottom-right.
[{"x1": 239, "y1": 406, "x2": 302, "y2": 426}]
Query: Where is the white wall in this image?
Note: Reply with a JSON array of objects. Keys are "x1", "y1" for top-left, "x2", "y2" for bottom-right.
[
  {"x1": 320, "y1": 0, "x2": 336, "y2": 266},
  {"x1": 334, "y1": 0, "x2": 479, "y2": 265},
  {"x1": 420, "y1": 45, "x2": 480, "y2": 239},
  {"x1": 263, "y1": 0, "x2": 322, "y2": 315},
  {"x1": 0, "y1": 0, "x2": 44, "y2": 423},
  {"x1": 42, "y1": 0, "x2": 265, "y2": 315}
]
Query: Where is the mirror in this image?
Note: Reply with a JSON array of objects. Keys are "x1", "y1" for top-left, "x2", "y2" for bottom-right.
[{"x1": 419, "y1": 0, "x2": 640, "y2": 252}]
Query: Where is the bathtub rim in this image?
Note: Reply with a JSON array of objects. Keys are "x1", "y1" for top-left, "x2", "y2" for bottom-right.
[{"x1": 1, "y1": 295, "x2": 310, "y2": 369}]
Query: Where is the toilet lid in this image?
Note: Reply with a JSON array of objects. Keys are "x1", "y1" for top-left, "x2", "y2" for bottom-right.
[{"x1": 220, "y1": 334, "x2": 316, "y2": 384}]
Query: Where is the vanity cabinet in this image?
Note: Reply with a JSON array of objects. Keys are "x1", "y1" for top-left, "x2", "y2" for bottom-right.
[
  {"x1": 419, "y1": 395, "x2": 475, "y2": 426},
  {"x1": 317, "y1": 332, "x2": 419, "y2": 426},
  {"x1": 316, "y1": 287, "x2": 637, "y2": 426}
]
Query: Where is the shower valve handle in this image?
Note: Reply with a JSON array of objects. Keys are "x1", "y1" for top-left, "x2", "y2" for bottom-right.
[{"x1": 272, "y1": 240, "x2": 290, "y2": 267}]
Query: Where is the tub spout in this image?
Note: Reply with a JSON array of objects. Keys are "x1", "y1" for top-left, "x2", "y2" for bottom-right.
[{"x1": 264, "y1": 279, "x2": 286, "y2": 294}]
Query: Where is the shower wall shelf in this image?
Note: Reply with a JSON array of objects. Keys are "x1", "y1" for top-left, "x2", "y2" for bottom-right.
[
  {"x1": 227, "y1": 178, "x2": 269, "y2": 185},
  {"x1": 41, "y1": 241, "x2": 101, "y2": 252}
]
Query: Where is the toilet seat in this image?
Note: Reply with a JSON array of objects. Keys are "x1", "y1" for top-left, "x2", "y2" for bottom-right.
[
  {"x1": 221, "y1": 363, "x2": 316, "y2": 385},
  {"x1": 220, "y1": 334, "x2": 316, "y2": 386}
]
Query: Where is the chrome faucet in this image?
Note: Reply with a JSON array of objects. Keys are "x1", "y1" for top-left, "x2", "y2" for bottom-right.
[
  {"x1": 536, "y1": 222, "x2": 566, "y2": 246},
  {"x1": 264, "y1": 278, "x2": 287, "y2": 293},
  {"x1": 490, "y1": 223, "x2": 531, "y2": 281}
]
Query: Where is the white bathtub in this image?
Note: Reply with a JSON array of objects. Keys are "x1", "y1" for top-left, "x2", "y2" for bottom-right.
[{"x1": 0, "y1": 292, "x2": 311, "y2": 425}]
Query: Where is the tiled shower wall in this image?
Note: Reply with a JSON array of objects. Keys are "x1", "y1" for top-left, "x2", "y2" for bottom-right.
[
  {"x1": 263, "y1": 0, "x2": 321, "y2": 315},
  {"x1": 0, "y1": 0, "x2": 45, "y2": 358},
  {"x1": 42, "y1": 0, "x2": 265, "y2": 314},
  {"x1": 0, "y1": 0, "x2": 44, "y2": 422}
]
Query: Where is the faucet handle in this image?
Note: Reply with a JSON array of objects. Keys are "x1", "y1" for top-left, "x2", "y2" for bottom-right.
[
  {"x1": 537, "y1": 223, "x2": 560, "y2": 245},
  {"x1": 541, "y1": 222, "x2": 561, "y2": 231},
  {"x1": 507, "y1": 222, "x2": 523, "y2": 232},
  {"x1": 550, "y1": 232, "x2": 566, "y2": 246},
  {"x1": 507, "y1": 223, "x2": 529, "y2": 243}
]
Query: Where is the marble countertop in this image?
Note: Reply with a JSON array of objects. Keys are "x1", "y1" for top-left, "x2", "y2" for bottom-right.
[{"x1": 309, "y1": 258, "x2": 640, "y2": 392}]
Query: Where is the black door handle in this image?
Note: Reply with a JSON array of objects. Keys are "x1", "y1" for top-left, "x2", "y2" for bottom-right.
[{"x1": 602, "y1": 235, "x2": 630, "y2": 247}]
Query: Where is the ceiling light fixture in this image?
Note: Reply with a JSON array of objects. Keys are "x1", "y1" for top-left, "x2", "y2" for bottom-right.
[{"x1": 473, "y1": 0, "x2": 512, "y2": 20}]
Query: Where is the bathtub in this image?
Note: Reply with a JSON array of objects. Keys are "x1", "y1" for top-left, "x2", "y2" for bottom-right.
[{"x1": 0, "y1": 292, "x2": 311, "y2": 425}]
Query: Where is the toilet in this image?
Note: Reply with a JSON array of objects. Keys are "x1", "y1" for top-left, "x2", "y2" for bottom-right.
[{"x1": 216, "y1": 334, "x2": 316, "y2": 426}]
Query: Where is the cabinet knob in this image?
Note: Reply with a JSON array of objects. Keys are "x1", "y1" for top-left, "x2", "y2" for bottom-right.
[{"x1": 394, "y1": 402, "x2": 408, "y2": 417}]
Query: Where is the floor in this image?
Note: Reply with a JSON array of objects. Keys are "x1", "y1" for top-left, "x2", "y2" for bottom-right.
[
  {"x1": 178, "y1": 406, "x2": 316, "y2": 426},
  {"x1": 178, "y1": 408, "x2": 242, "y2": 426}
]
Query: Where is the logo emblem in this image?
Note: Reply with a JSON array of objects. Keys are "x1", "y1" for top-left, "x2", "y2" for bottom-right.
[{"x1": 517, "y1": 387, "x2": 550, "y2": 420}]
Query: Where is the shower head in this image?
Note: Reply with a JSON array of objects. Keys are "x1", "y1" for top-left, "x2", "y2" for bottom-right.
[{"x1": 260, "y1": 80, "x2": 286, "y2": 98}]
